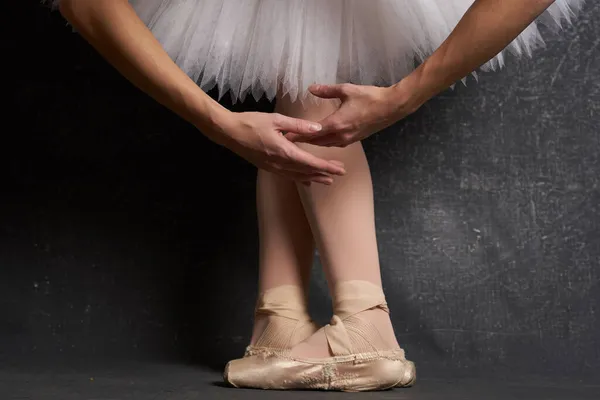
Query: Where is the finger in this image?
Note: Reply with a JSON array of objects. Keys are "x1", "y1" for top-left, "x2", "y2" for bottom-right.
[
  {"x1": 283, "y1": 168, "x2": 335, "y2": 181},
  {"x1": 307, "y1": 176, "x2": 335, "y2": 186},
  {"x1": 316, "y1": 113, "x2": 343, "y2": 134},
  {"x1": 274, "y1": 114, "x2": 322, "y2": 136},
  {"x1": 285, "y1": 123, "x2": 345, "y2": 146},
  {"x1": 302, "y1": 134, "x2": 344, "y2": 147},
  {"x1": 308, "y1": 84, "x2": 349, "y2": 100},
  {"x1": 284, "y1": 118, "x2": 341, "y2": 143},
  {"x1": 278, "y1": 143, "x2": 346, "y2": 175},
  {"x1": 280, "y1": 154, "x2": 346, "y2": 173},
  {"x1": 269, "y1": 166, "x2": 331, "y2": 181},
  {"x1": 282, "y1": 142, "x2": 346, "y2": 176},
  {"x1": 284, "y1": 131, "x2": 331, "y2": 144},
  {"x1": 279, "y1": 171, "x2": 334, "y2": 186},
  {"x1": 284, "y1": 131, "x2": 309, "y2": 143}
]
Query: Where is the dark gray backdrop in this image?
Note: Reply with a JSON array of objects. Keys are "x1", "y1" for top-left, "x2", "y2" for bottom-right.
[{"x1": 1, "y1": 1, "x2": 598, "y2": 381}]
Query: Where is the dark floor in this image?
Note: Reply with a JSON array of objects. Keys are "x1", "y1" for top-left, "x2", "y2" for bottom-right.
[{"x1": 1, "y1": 361, "x2": 598, "y2": 400}]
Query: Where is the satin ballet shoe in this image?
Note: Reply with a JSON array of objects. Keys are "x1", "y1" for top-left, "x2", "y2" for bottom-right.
[
  {"x1": 225, "y1": 280, "x2": 416, "y2": 391},
  {"x1": 224, "y1": 348, "x2": 410, "y2": 392},
  {"x1": 397, "y1": 359, "x2": 417, "y2": 387},
  {"x1": 329, "y1": 281, "x2": 416, "y2": 388},
  {"x1": 244, "y1": 285, "x2": 319, "y2": 357}
]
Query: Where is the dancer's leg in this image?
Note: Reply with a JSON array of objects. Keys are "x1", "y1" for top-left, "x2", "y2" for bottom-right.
[
  {"x1": 255, "y1": 170, "x2": 314, "y2": 295},
  {"x1": 249, "y1": 100, "x2": 320, "y2": 347},
  {"x1": 275, "y1": 96, "x2": 401, "y2": 358},
  {"x1": 224, "y1": 96, "x2": 415, "y2": 391}
]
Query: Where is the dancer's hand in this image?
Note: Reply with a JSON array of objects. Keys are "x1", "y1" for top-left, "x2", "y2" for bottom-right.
[
  {"x1": 56, "y1": 2, "x2": 343, "y2": 187},
  {"x1": 287, "y1": 0, "x2": 563, "y2": 149},
  {"x1": 285, "y1": 82, "x2": 420, "y2": 147},
  {"x1": 222, "y1": 112, "x2": 347, "y2": 185}
]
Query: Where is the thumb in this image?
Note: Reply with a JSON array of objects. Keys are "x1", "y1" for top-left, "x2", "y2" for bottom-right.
[
  {"x1": 275, "y1": 114, "x2": 322, "y2": 136},
  {"x1": 309, "y1": 84, "x2": 347, "y2": 100},
  {"x1": 284, "y1": 132, "x2": 305, "y2": 143}
]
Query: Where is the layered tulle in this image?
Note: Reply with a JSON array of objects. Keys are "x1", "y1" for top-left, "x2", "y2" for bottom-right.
[{"x1": 52, "y1": 0, "x2": 584, "y2": 103}]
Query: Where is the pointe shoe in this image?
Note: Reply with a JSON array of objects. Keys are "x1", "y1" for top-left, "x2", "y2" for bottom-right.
[
  {"x1": 244, "y1": 285, "x2": 320, "y2": 357},
  {"x1": 225, "y1": 280, "x2": 416, "y2": 392}
]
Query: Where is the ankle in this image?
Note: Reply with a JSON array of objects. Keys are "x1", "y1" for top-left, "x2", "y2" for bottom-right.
[
  {"x1": 330, "y1": 280, "x2": 400, "y2": 351},
  {"x1": 354, "y1": 308, "x2": 400, "y2": 350},
  {"x1": 250, "y1": 314, "x2": 270, "y2": 346},
  {"x1": 250, "y1": 313, "x2": 319, "y2": 349},
  {"x1": 249, "y1": 285, "x2": 315, "y2": 349}
]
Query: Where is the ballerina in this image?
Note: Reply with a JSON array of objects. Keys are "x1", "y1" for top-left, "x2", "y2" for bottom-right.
[{"x1": 51, "y1": 0, "x2": 584, "y2": 391}]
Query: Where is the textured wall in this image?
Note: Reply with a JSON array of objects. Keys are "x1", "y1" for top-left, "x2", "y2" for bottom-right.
[{"x1": 1, "y1": 1, "x2": 598, "y2": 379}]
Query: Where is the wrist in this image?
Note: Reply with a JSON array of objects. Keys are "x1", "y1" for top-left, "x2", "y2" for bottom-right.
[
  {"x1": 193, "y1": 101, "x2": 239, "y2": 148},
  {"x1": 390, "y1": 58, "x2": 452, "y2": 116},
  {"x1": 389, "y1": 70, "x2": 427, "y2": 117}
]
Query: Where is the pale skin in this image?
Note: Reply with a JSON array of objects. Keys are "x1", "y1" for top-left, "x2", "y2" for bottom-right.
[{"x1": 58, "y1": 0, "x2": 562, "y2": 358}]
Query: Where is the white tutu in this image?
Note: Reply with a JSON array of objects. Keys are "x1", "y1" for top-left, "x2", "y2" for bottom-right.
[{"x1": 54, "y1": 0, "x2": 584, "y2": 103}]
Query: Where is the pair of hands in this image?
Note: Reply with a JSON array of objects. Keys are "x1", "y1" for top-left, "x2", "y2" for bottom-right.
[{"x1": 221, "y1": 82, "x2": 419, "y2": 186}]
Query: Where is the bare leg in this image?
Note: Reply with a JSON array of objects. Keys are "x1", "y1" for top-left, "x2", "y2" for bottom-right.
[{"x1": 275, "y1": 95, "x2": 401, "y2": 358}]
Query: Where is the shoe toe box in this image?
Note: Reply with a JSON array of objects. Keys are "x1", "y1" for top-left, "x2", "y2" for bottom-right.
[{"x1": 224, "y1": 355, "x2": 297, "y2": 390}]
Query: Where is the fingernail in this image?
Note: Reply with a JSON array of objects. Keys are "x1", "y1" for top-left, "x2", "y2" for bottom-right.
[{"x1": 310, "y1": 124, "x2": 322, "y2": 132}]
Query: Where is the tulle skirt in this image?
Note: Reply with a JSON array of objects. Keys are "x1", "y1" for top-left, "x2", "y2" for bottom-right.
[{"x1": 60, "y1": 0, "x2": 585, "y2": 103}]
